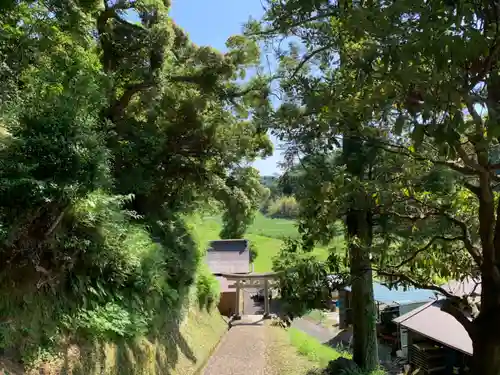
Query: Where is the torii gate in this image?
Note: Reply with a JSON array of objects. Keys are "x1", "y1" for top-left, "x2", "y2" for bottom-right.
[{"x1": 221, "y1": 272, "x2": 278, "y2": 319}]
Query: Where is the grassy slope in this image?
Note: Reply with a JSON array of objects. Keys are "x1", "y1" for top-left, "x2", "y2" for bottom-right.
[
  {"x1": 286, "y1": 328, "x2": 387, "y2": 375},
  {"x1": 195, "y1": 213, "x2": 342, "y2": 273},
  {"x1": 265, "y1": 326, "x2": 322, "y2": 375},
  {"x1": 0, "y1": 298, "x2": 228, "y2": 375},
  {"x1": 288, "y1": 327, "x2": 349, "y2": 368},
  {"x1": 266, "y1": 325, "x2": 352, "y2": 375}
]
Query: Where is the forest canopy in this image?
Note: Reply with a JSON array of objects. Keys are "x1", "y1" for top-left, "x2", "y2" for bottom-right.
[{"x1": 248, "y1": 0, "x2": 500, "y2": 373}]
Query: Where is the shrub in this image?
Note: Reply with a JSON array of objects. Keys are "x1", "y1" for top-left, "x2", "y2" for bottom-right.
[
  {"x1": 325, "y1": 359, "x2": 390, "y2": 375},
  {"x1": 325, "y1": 358, "x2": 359, "y2": 374},
  {"x1": 266, "y1": 196, "x2": 300, "y2": 219},
  {"x1": 273, "y1": 243, "x2": 333, "y2": 317},
  {"x1": 249, "y1": 242, "x2": 259, "y2": 263},
  {"x1": 196, "y1": 265, "x2": 220, "y2": 310}
]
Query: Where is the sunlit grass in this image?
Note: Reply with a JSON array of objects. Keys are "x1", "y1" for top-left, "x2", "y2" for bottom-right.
[
  {"x1": 191, "y1": 213, "x2": 341, "y2": 273},
  {"x1": 288, "y1": 327, "x2": 350, "y2": 367}
]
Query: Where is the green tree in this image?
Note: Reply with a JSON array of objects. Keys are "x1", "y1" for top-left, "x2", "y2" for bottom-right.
[
  {"x1": 249, "y1": 2, "x2": 380, "y2": 369},
  {"x1": 251, "y1": 0, "x2": 500, "y2": 373},
  {"x1": 267, "y1": 195, "x2": 300, "y2": 219}
]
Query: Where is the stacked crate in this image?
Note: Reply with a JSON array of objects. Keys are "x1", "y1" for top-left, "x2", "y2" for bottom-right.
[{"x1": 409, "y1": 342, "x2": 446, "y2": 374}]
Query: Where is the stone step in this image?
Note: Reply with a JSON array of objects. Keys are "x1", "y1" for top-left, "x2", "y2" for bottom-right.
[{"x1": 231, "y1": 314, "x2": 268, "y2": 326}]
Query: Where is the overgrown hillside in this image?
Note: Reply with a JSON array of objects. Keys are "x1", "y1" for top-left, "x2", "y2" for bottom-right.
[
  {"x1": 0, "y1": 0, "x2": 270, "y2": 370},
  {"x1": 0, "y1": 216, "x2": 228, "y2": 374}
]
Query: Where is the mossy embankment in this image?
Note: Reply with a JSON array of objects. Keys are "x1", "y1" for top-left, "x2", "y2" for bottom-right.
[
  {"x1": 0, "y1": 302, "x2": 227, "y2": 375},
  {"x1": 0, "y1": 213, "x2": 227, "y2": 375}
]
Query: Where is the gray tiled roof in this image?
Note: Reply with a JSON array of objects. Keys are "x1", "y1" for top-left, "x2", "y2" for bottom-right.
[{"x1": 393, "y1": 299, "x2": 473, "y2": 355}]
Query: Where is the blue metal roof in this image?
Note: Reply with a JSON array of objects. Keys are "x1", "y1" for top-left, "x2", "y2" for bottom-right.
[{"x1": 345, "y1": 281, "x2": 437, "y2": 305}]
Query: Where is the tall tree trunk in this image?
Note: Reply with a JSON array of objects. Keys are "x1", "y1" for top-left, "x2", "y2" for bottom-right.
[
  {"x1": 346, "y1": 208, "x2": 379, "y2": 370},
  {"x1": 471, "y1": 303, "x2": 500, "y2": 375},
  {"x1": 470, "y1": 33, "x2": 500, "y2": 372},
  {"x1": 474, "y1": 191, "x2": 500, "y2": 374},
  {"x1": 343, "y1": 136, "x2": 379, "y2": 370}
]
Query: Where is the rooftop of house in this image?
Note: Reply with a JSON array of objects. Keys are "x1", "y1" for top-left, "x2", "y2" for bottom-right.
[
  {"x1": 440, "y1": 277, "x2": 481, "y2": 297},
  {"x1": 206, "y1": 239, "x2": 250, "y2": 275},
  {"x1": 208, "y1": 239, "x2": 249, "y2": 252},
  {"x1": 393, "y1": 298, "x2": 473, "y2": 356}
]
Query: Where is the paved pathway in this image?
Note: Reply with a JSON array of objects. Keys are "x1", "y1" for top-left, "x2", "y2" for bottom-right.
[
  {"x1": 201, "y1": 316, "x2": 267, "y2": 375},
  {"x1": 291, "y1": 317, "x2": 341, "y2": 344},
  {"x1": 241, "y1": 289, "x2": 264, "y2": 315}
]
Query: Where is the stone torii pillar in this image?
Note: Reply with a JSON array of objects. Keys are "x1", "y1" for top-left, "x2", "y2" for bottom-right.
[
  {"x1": 234, "y1": 280, "x2": 241, "y2": 320},
  {"x1": 263, "y1": 279, "x2": 270, "y2": 319}
]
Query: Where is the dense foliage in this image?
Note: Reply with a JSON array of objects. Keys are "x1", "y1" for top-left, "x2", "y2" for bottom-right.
[
  {"x1": 272, "y1": 238, "x2": 344, "y2": 318},
  {"x1": 0, "y1": 0, "x2": 271, "y2": 364},
  {"x1": 250, "y1": 0, "x2": 500, "y2": 373}
]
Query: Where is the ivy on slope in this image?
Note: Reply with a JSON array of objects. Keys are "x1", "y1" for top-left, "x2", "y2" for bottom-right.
[{"x1": 0, "y1": 0, "x2": 271, "y2": 364}]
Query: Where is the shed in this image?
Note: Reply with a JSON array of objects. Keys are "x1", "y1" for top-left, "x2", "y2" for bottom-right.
[{"x1": 339, "y1": 282, "x2": 437, "y2": 358}]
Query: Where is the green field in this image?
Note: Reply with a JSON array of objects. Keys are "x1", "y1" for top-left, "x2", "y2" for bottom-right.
[
  {"x1": 191, "y1": 213, "x2": 343, "y2": 273},
  {"x1": 248, "y1": 214, "x2": 301, "y2": 240}
]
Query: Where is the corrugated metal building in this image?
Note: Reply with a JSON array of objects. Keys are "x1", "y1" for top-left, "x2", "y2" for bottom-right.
[{"x1": 339, "y1": 282, "x2": 436, "y2": 329}]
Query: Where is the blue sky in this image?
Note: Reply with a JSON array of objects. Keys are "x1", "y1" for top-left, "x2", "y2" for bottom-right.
[{"x1": 169, "y1": 0, "x2": 282, "y2": 176}]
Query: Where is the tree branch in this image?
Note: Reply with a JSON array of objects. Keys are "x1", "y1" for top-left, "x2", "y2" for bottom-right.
[
  {"x1": 365, "y1": 135, "x2": 500, "y2": 182},
  {"x1": 468, "y1": 38, "x2": 500, "y2": 89},
  {"x1": 455, "y1": 141, "x2": 486, "y2": 173},
  {"x1": 107, "y1": 81, "x2": 152, "y2": 122},
  {"x1": 374, "y1": 268, "x2": 457, "y2": 299},
  {"x1": 461, "y1": 179, "x2": 481, "y2": 196},
  {"x1": 290, "y1": 43, "x2": 336, "y2": 78},
  {"x1": 390, "y1": 235, "x2": 463, "y2": 269},
  {"x1": 99, "y1": 0, "x2": 137, "y2": 26},
  {"x1": 368, "y1": 138, "x2": 479, "y2": 176},
  {"x1": 249, "y1": 10, "x2": 340, "y2": 37},
  {"x1": 382, "y1": 210, "x2": 431, "y2": 222},
  {"x1": 45, "y1": 207, "x2": 67, "y2": 239},
  {"x1": 440, "y1": 211, "x2": 483, "y2": 267}
]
